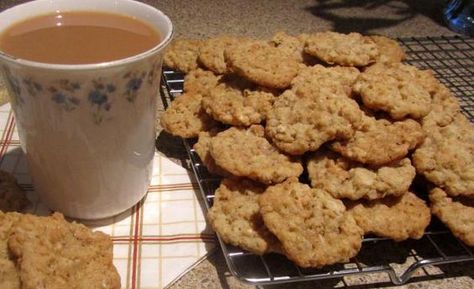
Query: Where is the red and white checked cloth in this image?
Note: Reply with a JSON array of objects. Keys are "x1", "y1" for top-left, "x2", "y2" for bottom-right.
[{"x1": 0, "y1": 103, "x2": 216, "y2": 289}]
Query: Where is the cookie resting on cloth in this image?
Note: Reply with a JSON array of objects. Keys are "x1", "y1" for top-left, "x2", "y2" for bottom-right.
[{"x1": 7, "y1": 212, "x2": 121, "y2": 289}]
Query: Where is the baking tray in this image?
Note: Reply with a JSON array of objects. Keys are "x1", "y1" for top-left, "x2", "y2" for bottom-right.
[{"x1": 160, "y1": 35, "x2": 474, "y2": 286}]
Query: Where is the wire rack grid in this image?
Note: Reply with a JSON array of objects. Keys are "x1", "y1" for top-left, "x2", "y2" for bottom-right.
[{"x1": 160, "y1": 36, "x2": 474, "y2": 286}]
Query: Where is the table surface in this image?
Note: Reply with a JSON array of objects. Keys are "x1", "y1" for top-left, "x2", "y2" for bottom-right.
[{"x1": 1, "y1": 1, "x2": 473, "y2": 289}]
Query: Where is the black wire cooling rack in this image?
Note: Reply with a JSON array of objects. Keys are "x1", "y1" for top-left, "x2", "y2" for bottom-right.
[{"x1": 160, "y1": 36, "x2": 474, "y2": 286}]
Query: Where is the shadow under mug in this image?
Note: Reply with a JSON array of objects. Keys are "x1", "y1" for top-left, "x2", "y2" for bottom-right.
[{"x1": 0, "y1": 0, "x2": 173, "y2": 219}]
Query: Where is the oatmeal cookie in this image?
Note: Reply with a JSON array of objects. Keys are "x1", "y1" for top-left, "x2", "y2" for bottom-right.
[
  {"x1": 210, "y1": 125, "x2": 303, "y2": 184},
  {"x1": 207, "y1": 178, "x2": 280, "y2": 255},
  {"x1": 354, "y1": 63, "x2": 433, "y2": 119},
  {"x1": 422, "y1": 84, "x2": 460, "y2": 129},
  {"x1": 370, "y1": 35, "x2": 406, "y2": 63},
  {"x1": 183, "y1": 68, "x2": 221, "y2": 96},
  {"x1": 266, "y1": 89, "x2": 363, "y2": 155},
  {"x1": 430, "y1": 188, "x2": 474, "y2": 246},
  {"x1": 259, "y1": 178, "x2": 363, "y2": 268},
  {"x1": 270, "y1": 31, "x2": 306, "y2": 63},
  {"x1": 304, "y1": 32, "x2": 379, "y2": 67},
  {"x1": 225, "y1": 41, "x2": 299, "y2": 89},
  {"x1": 331, "y1": 116, "x2": 425, "y2": 166},
  {"x1": 202, "y1": 78, "x2": 276, "y2": 126},
  {"x1": 8, "y1": 212, "x2": 120, "y2": 289},
  {"x1": 307, "y1": 150, "x2": 416, "y2": 200},
  {"x1": 0, "y1": 212, "x2": 21, "y2": 289},
  {"x1": 348, "y1": 192, "x2": 431, "y2": 241},
  {"x1": 193, "y1": 130, "x2": 231, "y2": 177},
  {"x1": 160, "y1": 92, "x2": 216, "y2": 138},
  {"x1": 291, "y1": 64, "x2": 360, "y2": 97},
  {"x1": 163, "y1": 39, "x2": 203, "y2": 73},
  {"x1": 413, "y1": 113, "x2": 474, "y2": 197},
  {"x1": 198, "y1": 36, "x2": 243, "y2": 74},
  {"x1": 0, "y1": 170, "x2": 29, "y2": 213}
]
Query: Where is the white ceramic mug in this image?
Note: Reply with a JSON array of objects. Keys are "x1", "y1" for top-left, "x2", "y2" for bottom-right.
[{"x1": 0, "y1": 0, "x2": 173, "y2": 219}]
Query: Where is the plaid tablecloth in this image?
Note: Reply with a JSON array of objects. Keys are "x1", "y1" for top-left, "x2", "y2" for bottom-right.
[{"x1": 0, "y1": 100, "x2": 216, "y2": 289}]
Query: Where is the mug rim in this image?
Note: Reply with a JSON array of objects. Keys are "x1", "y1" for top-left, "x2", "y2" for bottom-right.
[{"x1": 0, "y1": 0, "x2": 174, "y2": 71}]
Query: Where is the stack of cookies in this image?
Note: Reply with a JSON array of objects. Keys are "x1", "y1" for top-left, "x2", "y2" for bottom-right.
[
  {"x1": 160, "y1": 31, "x2": 474, "y2": 268},
  {"x1": 0, "y1": 170, "x2": 121, "y2": 289}
]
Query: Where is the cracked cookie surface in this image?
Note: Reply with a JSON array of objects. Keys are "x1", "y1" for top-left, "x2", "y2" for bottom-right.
[
  {"x1": 331, "y1": 116, "x2": 425, "y2": 166},
  {"x1": 259, "y1": 178, "x2": 363, "y2": 268},
  {"x1": 413, "y1": 113, "x2": 474, "y2": 197},
  {"x1": 210, "y1": 125, "x2": 303, "y2": 184},
  {"x1": 304, "y1": 32, "x2": 379, "y2": 66},
  {"x1": 266, "y1": 89, "x2": 363, "y2": 155},
  {"x1": 348, "y1": 192, "x2": 430, "y2": 241},
  {"x1": 307, "y1": 151, "x2": 415, "y2": 200},
  {"x1": 207, "y1": 178, "x2": 280, "y2": 255}
]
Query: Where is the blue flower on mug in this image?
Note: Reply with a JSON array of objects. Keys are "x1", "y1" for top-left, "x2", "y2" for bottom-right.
[
  {"x1": 23, "y1": 78, "x2": 42, "y2": 97},
  {"x1": 123, "y1": 71, "x2": 145, "y2": 103},
  {"x1": 89, "y1": 79, "x2": 114, "y2": 124},
  {"x1": 51, "y1": 92, "x2": 80, "y2": 111},
  {"x1": 49, "y1": 80, "x2": 81, "y2": 112}
]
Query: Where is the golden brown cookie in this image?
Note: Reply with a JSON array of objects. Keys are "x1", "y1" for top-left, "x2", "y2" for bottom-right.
[
  {"x1": 202, "y1": 78, "x2": 276, "y2": 126},
  {"x1": 163, "y1": 39, "x2": 203, "y2": 73},
  {"x1": 421, "y1": 84, "x2": 460, "y2": 129},
  {"x1": 183, "y1": 68, "x2": 222, "y2": 96},
  {"x1": 291, "y1": 64, "x2": 360, "y2": 97},
  {"x1": 266, "y1": 89, "x2": 363, "y2": 155},
  {"x1": 0, "y1": 170, "x2": 29, "y2": 213},
  {"x1": 348, "y1": 192, "x2": 431, "y2": 241},
  {"x1": 207, "y1": 178, "x2": 280, "y2": 255},
  {"x1": 354, "y1": 63, "x2": 434, "y2": 119},
  {"x1": 0, "y1": 212, "x2": 21, "y2": 289},
  {"x1": 363, "y1": 62, "x2": 441, "y2": 96},
  {"x1": 430, "y1": 188, "x2": 474, "y2": 246},
  {"x1": 413, "y1": 113, "x2": 474, "y2": 198},
  {"x1": 210, "y1": 125, "x2": 303, "y2": 184},
  {"x1": 193, "y1": 130, "x2": 231, "y2": 177},
  {"x1": 198, "y1": 36, "x2": 243, "y2": 74},
  {"x1": 307, "y1": 150, "x2": 416, "y2": 200},
  {"x1": 370, "y1": 35, "x2": 406, "y2": 63},
  {"x1": 304, "y1": 32, "x2": 379, "y2": 67},
  {"x1": 270, "y1": 31, "x2": 306, "y2": 63},
  {"x1": 225, "y1": 41, "x2": 299, "y2": 89},
  {"x1": 160, "y1": 92, "x2": 217, "y2": 138},
  {"x1": 259, "y1": 178, "x2": 363, "y2": 268},
  {"x1": 331, "y1": 116, "x2": 425, "y2": 166},
  {"x1": 8, "y1": 212, "x2": 120, "y2": 289}
]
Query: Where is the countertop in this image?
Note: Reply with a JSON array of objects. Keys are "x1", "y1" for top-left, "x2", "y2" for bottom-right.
[{"x1": 1, "y1": 1, "x2": 472, "y2": 289}]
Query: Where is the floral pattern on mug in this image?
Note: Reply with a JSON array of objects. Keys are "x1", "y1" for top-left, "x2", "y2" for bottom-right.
[
  {"x1": 23, "y1": 77, "x2": 43, "y2": 97},
  {"x1": 89, "y1": 80, "x2": 114, "y2": 124},
  {"x1": 49, "y1": 79, "x2": 81, "y2": 111},
  {"x1": 123, "y1": 71, "x2": 146, "y2": 103}
]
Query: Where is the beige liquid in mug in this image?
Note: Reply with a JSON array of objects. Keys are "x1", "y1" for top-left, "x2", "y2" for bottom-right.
[{"x1": 0, "y1": 11, "x2": 161, "y2": 64}]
